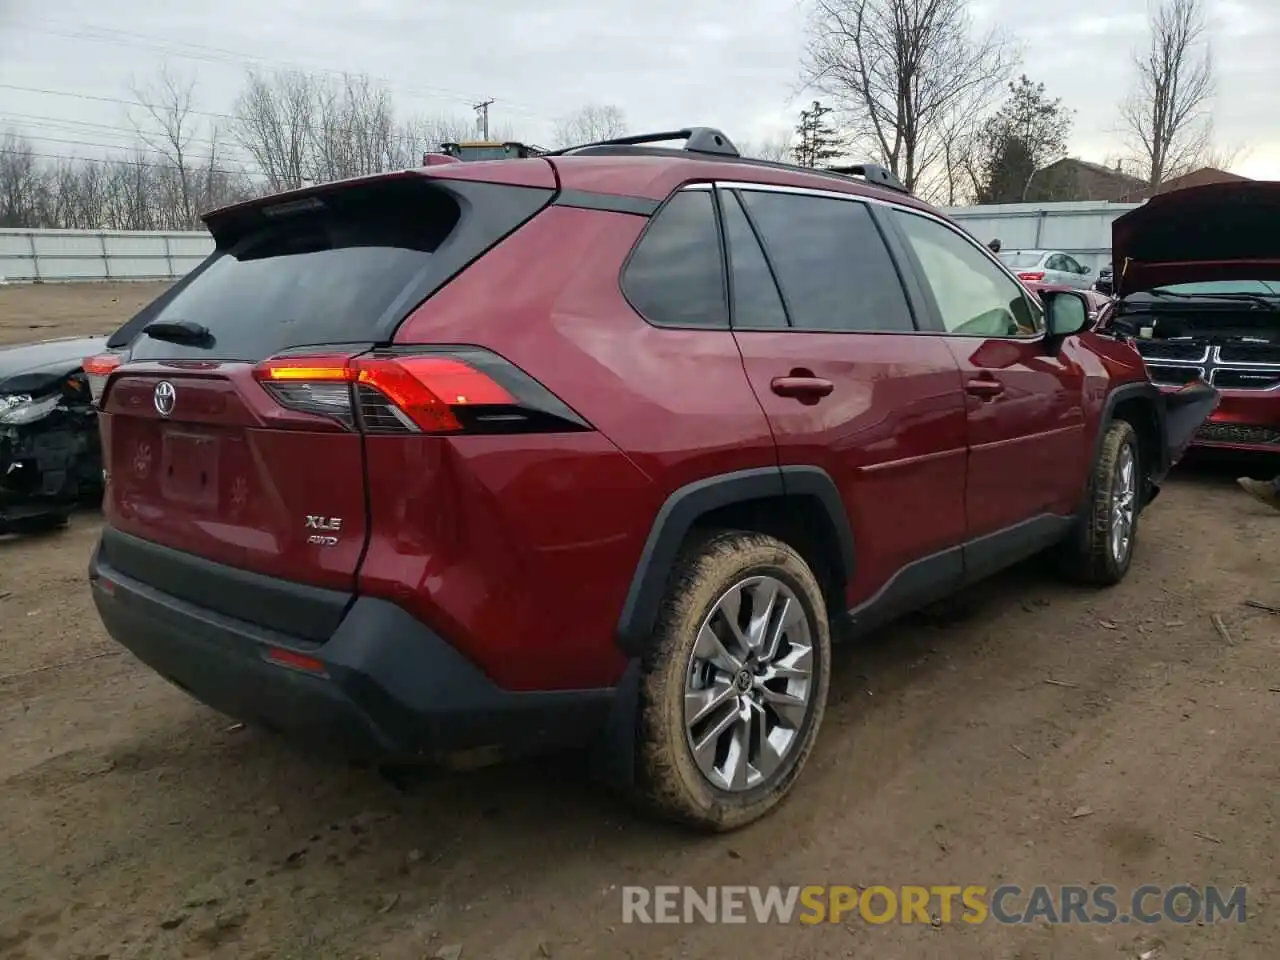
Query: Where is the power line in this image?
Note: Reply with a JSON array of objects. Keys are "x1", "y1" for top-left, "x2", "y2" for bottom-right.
[
  {"x1": 5, "y1": 132, "x2": 254, "y2": 171},
  {"x1": 0, "y1": 83, "x2": 520, "y2": 150},
  {"x1": 0, "y1": 112, "x2": 259, "y2": 160},
  {"x1": 13, "y1": 17, "x2": 551, "y2": 123},
  {"x1": 0, "y1": 146, "x2": 260, "y2": 179}
]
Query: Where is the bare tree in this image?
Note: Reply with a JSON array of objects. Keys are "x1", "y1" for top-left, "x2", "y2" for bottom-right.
[
  {"x1": 738, "y1": 134, "x2": 795, "y2": 163},
  {"x1": 406, "y1": 113, "x2": 519, "y2": 156},
  {"x1": 0, "y1": 132, "x2": 45, "y2": 227},
  {"x1": 801, "y1": 0, "x2": 1015, "y2": 192},
  {"x1": 311, "y1": 74, "x2": 402, "y2": 182},
  {"x1": 234, "y1": 69, "x2": 318, "y2": 192},
  {"x1": 552, "y1": 104, "x2": 628, "y2": 147},
  {"x1": 129, "y1": 66, "x2": 209, "y2": 227},
  {"x1": 1120, "y1": 0, "x2": 1213, "y2": 188}
]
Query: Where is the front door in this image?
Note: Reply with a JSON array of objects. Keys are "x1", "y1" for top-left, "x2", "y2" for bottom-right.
[
  {"x1": 885, "y1": 209, "x2": 1087, "y2": 555},
  {"x1": 719, "y1": 184, "x2": 970, "y2": 613}
]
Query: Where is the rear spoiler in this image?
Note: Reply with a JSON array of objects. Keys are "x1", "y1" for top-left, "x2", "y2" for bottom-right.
[{"x1": 202, "y1": 170, "x2": 430, "y2": 248}]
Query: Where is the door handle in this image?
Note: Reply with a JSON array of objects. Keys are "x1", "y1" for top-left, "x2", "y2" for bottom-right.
[
  {"x1": 771, "y1": 375, "x2": 835, "y2": 402},
  {"x1": 965, "y1": 378, "x2": 1005, "y2": 398}
]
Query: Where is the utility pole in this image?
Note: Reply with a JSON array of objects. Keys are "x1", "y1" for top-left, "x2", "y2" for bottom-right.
[{"x1": 473, "y1": 99, "x2": 495, "y2": 140}]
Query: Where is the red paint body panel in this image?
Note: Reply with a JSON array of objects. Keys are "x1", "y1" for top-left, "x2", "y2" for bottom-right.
[
  {"x1": 394, "y1": 206, "x2": 778, "y2": 491},
  {"x1": 100, "y1": 363, "x2": 367, "y2": 590},
  {"x1": 940, "y1": 333, "x2": 1087, "y2": 532},
  {"x1": 357, "y1": 432, "x2": 651, "y2": 690},
  {"x1": 733, "y1": 330, "x2": 968, "y2": 606}
]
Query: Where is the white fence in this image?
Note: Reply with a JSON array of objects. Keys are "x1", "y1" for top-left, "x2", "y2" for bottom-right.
[
  {"x1": 0, "y1": 200, "x2": 1142, "y2": 284},
  {"x1": 942, "y1": 201, "x2": 1141, "y2": 272},
  {"x1": 0, "y1": 228, "x2": 214, "y2": 283}
]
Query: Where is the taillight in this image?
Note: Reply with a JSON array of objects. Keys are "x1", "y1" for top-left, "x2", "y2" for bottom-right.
[
  {"x1": 252, "y1": 347, "x2": 591, "y2": 435},
  {"x1": 1018, "y1": 271, "x2": 1046, "y2": 282},
  {"x1": 83, "y1": 353, "x2": 122, "y2": 404}
]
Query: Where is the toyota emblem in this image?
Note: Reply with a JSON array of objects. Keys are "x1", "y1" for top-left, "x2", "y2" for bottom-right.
[{"x1": 153, "y1": 380, "x2": 176, "y2": 416}]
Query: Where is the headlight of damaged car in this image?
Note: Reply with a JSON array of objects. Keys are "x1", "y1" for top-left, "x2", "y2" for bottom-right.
[{"x1": 0, "y1": 393, "x2": 61, "y2": 425}]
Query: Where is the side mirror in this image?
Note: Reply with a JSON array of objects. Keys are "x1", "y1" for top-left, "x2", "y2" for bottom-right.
[
  {"x1": 1081, "y1": 265, "x2": 1092, "y2": 275},
  {"x1": 1043, "y1": 290, "x2": 1091, "y2": 337}
]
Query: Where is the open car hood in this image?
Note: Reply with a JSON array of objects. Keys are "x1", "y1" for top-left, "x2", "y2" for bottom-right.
[{"x1": 1113, "y1": 180, "x2": 1280, "y2": 297}]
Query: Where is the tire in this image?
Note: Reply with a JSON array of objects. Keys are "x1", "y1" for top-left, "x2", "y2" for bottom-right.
[
  {"x1": 1058, "y1": 419, "x2": 1140, "y2": 585},
  {"x1": 631, "y1": 530, "x2": 831, "y2": 832}
]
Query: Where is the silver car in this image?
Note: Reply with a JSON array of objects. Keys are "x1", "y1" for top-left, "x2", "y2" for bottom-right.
[{"x1": 998, "y1": 249, "x2": 1094, "y2": 289}]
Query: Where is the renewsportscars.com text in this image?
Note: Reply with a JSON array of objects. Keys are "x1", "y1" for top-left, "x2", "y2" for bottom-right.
[{"x1": 621, "y1": 884, "x2": 1248, "y2": 925}]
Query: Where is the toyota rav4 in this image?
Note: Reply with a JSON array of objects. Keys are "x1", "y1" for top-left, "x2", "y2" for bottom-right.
[{"x1": 85, "y1": 128, "x2": 1218, "y2": 831}]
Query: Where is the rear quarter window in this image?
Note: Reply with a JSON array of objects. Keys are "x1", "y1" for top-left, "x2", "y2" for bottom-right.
[{"x1": 622, "y1": 189, "x2": 728, "y2": 329}]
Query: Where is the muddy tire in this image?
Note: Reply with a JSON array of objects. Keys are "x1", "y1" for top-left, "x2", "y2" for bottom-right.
[
  {"x1": 1058, "y1": 419, "x2": 1140, "y2": 585},
  {"x1": 630, "y1": 530, "x2": 831, "y2": 832}
]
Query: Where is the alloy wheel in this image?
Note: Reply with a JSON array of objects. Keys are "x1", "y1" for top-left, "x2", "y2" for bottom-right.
[
  {"x1": 1110, "y1": 444, "x2": 1137, "y2": 563},
  {"x1": 682, "y1": 575, "x2": 816, "y2": 792}
]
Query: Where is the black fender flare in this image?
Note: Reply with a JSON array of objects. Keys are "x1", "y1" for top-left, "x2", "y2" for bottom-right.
[
  {"x1": 1088, "y1": 381, "x2": 1169, "y2": 502},
  {"x1": 614, "y1": 465, "x2": 855, "y2": 656}
]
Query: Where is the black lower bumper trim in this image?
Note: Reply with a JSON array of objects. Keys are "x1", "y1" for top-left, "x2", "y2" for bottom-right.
[{"x1": 89, "y1": 542, "x2": 618, "y2": 764}]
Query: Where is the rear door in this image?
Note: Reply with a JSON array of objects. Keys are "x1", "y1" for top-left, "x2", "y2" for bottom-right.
[
  {"x1": 722, "y1": 183, "x2": 969, "y2": 614},
  {"x1": 99, "y1": 173, "x2": 552, "y2": 592},
  {"x1": 885, "y1": 208, "x2": 1086, "y2": 545}
]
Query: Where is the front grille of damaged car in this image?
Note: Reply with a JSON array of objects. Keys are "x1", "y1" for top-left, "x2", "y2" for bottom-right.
[
  {"x1": 1195, "y1": 422, "x2": 1280, "y2": 446},
  {"x1": 1147, "y1": 365, "x2": 1205, "y2": 386},
  {"x1": 1140, "y1": 341, "x2": 1280, "y2": 393},
  {"x1": 1135, "y1": 340, "x2": 1209, "y2": 362}
]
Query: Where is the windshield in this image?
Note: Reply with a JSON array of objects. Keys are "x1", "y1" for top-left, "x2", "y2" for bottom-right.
[
  {"x1": 1150, "y1": 280, "x2": 1280, "y2": 296},
  {"x1": 998, "y1": 252, "x2": 1044, "y2": 269}
]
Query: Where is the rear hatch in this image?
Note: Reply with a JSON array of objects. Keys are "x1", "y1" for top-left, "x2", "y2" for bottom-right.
[{"x1": 95, "y1": 170, "x2": 553, "y2": 623}]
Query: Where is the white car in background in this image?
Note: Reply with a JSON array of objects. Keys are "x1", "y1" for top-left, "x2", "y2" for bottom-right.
[{"x1": 998, "y1": 249, "x2": 1095, "y2": 289}]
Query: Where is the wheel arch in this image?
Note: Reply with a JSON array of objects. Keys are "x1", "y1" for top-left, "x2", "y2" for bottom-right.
[
  {"x1": 1090, "y1": 381, "x2": 1167, "y2": 507},
  {"x1": 614, "y1": 466, "x2": 855, "y2": 657}
]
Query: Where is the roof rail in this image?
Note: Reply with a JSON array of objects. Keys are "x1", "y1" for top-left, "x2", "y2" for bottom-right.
[
  {"x1": 545, "y1": 127, "x2": 740, "y2": 159},
  {"x1": 825, "y1": 163, "x2": 908, "y2": 194},
  {"x1": 541, "y1": 128, "x2": 913, "y2": 196}
]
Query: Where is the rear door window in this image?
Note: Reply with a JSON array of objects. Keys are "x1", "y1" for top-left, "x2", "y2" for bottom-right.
[
  {"x1": 737, "y1": 190, "x2": 915, "y2": 333},
  {"x1": 623, "y1": 189, "x2": 728, "y2": 328},
  {"x1": 121, "y1": 177, "x2": 551, "y2": 362},
  {"x1": 721, "y1": 190, "x2": 788, "y2": 329}
]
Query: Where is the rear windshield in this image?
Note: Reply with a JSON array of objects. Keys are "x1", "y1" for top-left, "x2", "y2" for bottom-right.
[
  {"x1": 122, "y1": 177, "x2": 550, "y2": 362},
  {"x1": 998, "y1": 252, "x2": 1044, "y2": 269}
]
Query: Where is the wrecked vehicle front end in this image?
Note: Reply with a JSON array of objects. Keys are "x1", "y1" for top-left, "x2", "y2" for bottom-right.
[
  {"x1": 1106, "y1": 181, "x2": 1280, "y2": 454},
  {"x1": 0, "y1": 336, "x2": 108, "y2": 532}
]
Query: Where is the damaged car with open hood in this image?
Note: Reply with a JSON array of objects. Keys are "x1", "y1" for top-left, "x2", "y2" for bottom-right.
[
  {"x1": 0, "y1": 335, "x2": 109, "y2": 533},
  {"x1": 1104, "y1": 180, "x2": 1280, "y2": 453}
]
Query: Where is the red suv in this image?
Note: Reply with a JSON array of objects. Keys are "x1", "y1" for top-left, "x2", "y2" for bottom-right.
[{"x1": 85, "y1": 129, "x2": 1218, "y2": 831}]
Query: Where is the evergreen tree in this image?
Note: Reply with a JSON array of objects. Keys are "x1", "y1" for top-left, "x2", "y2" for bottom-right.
[
  {"x1": 794, "y1": 101, "x2": 842, "y2": 168},
  {"x1": 976, "y1": 76, "x2": 1073, "y2": 203}
]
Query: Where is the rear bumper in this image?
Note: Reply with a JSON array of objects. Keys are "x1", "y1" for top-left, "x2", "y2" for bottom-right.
[{"x1": 89, "y1": 539, "x2": 618, "y2": 765}]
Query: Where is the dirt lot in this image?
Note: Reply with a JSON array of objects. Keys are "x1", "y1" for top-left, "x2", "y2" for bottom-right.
[{"x1": 1, "y1": 283, "x2": 1277, "y2": 959}]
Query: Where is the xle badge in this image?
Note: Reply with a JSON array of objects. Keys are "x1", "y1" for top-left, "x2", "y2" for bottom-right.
[{"x1": 305, "y1": 515, "x2": 342, "y2": 547}]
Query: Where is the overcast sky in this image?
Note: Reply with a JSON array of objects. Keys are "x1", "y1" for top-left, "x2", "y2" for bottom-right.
[{"x1": 1, "y1": 0, "x2": 1277, "y2": 182}]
